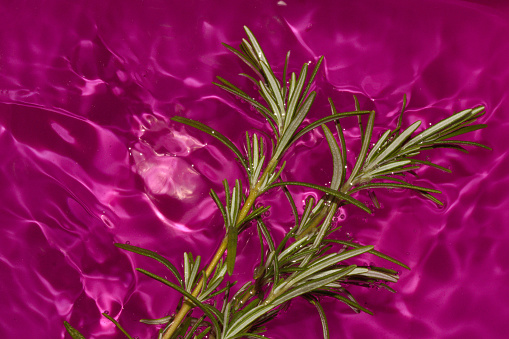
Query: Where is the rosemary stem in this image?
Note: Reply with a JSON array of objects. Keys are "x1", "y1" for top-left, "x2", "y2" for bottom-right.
[{"x1": 163, "y1": 157, "x2": 279, "y2": 338}]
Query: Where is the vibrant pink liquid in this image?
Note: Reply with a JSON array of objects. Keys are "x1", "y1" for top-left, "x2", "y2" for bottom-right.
[{"x1": 0, "y1": 1, "x2": 507, "y2": 338}]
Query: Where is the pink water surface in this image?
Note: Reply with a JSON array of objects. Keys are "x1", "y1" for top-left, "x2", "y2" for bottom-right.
[{"x1": 1, "y1": 1, "x2": 508, "y2": 338}]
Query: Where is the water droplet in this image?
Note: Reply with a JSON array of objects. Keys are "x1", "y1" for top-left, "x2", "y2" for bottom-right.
[
  {"x1": 340, "y1": 214, "x2": 345, "y2": 219},
  {"x1": 126, "y1": 241, "x2": 130, "y2": 245},
  {"x1": 104, "y1": 310, "x2": 109, "y2": 315},
  {"x1": 101, "y1": 214, "x2": 114, "y2": 228}
]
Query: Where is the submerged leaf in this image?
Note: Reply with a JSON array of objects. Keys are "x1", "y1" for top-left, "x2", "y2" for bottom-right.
[
  {"x1": 172, "y1": 116, "x2": 249, "y2": 171},
  {"x1": 115, "y1": 243, "x2": 183, "y2": 287},
  {"x1": 64, "y1": 322, "x2": 86, "y2": 339},
  {"x1": 102, "y1": 313, "x2": 134, "y2": 339}
]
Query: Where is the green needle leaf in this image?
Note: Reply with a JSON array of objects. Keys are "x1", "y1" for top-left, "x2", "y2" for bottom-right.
[
  {"x1": 437, "y1": 123, "x2": 487, "y2": 140},
  {"x1": 367, "y1": 160, "x2": 411, "y2": 177},
  {"x1": 244, "y1": 26, "x2": 269, "y2": 65},
  {"x1": 231, "y1": 334, "x2": 269, "y2": 339},
  {"x1": 172, "y1": 116, "x2": 249, "y2": 171},
  {"x1": 350, "y1": 182, "x2": 441, "y2": 194},
  {"x1": 266, "y1": 181, "x2": 371, "y2": 214},
  {"x1": 365, "y1": 130, "x2": 391, "y2": 165},
  {"x1": 421, "y1": 139, "x2": 491, "y2": 150},
  {"x1": 273, "y1": 91, "x2": 316, "y2": 160},
  {"x1": 322, "y1": 124, "x2": 343, "y2": 190},
  {"x1": 345, "y1": 111, "x2": 375, "y2": 187},
  {"x1": 324, "y1": 239, "x2": 410, "y2": 270},
  {"x1": 194, "y1": 327, "x2": 212, "y2": 339},
  {"x1": 285, "y1": 63, "x2": 308, "y2": 130},
  {"x1": 291, "y1": 110, "x2": 371, "y2": 143},
  {"x1": 222, "y1": 42, "x2": 263, "y2": 79},
  {"x1": 210, "y1": 189, "x2": 228, "y2": 228},
  {"x1": 102, "y1": 313, "x2": 134, "y2": 339},
  {"x1": 308, "y1": 298, "x2": 330, "y2": 339},
  {"x1": 227, "y1": 225, "x2": 238, "y2": 275},
  {"x1": 272, "y1": 265, "x2": 358, "y2": 306},
  {"x1": 136, "y1": 268, "x2": 221, "y2": 339},
  {"x1": 370, "y1": 120, "x2": 421, "y2": 168},
  {"x1": 406, "y1": 159, "x2": 452, "y2": 173},
  {"x1": 214, "y1": 76, "x2": 275, "y2": 124},
  {"x1": 114, "y1": 243, "x2": 183, "y2": 287},
  {"x1": 183, "y1": 316, "x2": 206, "y2": 339},
  {"x1": 403, "y1": 108, "x2": 475, "y2": 150},
  {"x1": 301, "y1": 56, "x2": 324, "y2": 101},
  {"x1": 330, "y1": 293, "x2": 373, "y2": 315},
  {"x1": 64, "y1": 321, "x2": 86, "y2": 339}
]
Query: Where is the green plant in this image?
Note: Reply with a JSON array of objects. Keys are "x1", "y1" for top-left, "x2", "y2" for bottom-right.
[{"x1": 65, "y1": 26, "x2": 489, "y2": 339}]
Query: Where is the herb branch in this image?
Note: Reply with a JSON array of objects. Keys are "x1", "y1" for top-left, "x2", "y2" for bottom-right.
[{"x1": 65, "y1": 26, "x2": 489, "y2": 339}]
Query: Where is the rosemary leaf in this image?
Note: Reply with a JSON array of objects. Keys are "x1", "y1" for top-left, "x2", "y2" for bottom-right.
[
  {"x1": 194, "y1": 327, "x2": 212, "y2": 339},
  {"x1": 272, "y1": 265, "x2": 359, "y2": 306},
  {"x1": 221, "y1": 42, "x2": 263, "y2": 79},
  {"x1": 369, "y1": 120, "x2": 421, "y2": 169},
  {"x1": 349, "y1": 182, "x2": 441, "y2": 195},
  {"x1": 102, "y1": 313, "x2": 134, "y2": 339},
  {"x1": 136, "y1": 268, "x2": 221, "y2": 338},
  {"x1": 346, "y1": 111, "x2": 375, "y2": 186},
  {"x1": 227, "y1": 225, "x2": 238, "y2": 275},
  {"x1": 114, "y1": 243, "x2": 183, "y2": 287},
  {"x1": 403, "y1": 108, "x2": 477, "y2": 150},
  {"x1": 171, "y1": 116, "x2": 249, "y2": 171},
  {"x1": 267, "y1": 181, "x2": 371, "y2": 214},
  {"x1": 63, "y1": 321, "x2": 86, "y2": 339},
  {"x1": 330, "y1": 293, "x2": 373, "y2": 315},
  {"x1": 301, "y1": 56, "x2": 324, "y2": 100},
  {"x1": 322, "y1": 124, "x2": 343, "y2": 190},
  {"x1": 308, "y1": 298, "x2": 330, "y2": 339},
  {"x1": 183, "y1": 316, "x2": 206, "y2": 339},
  {"x1": 273, "y1": 91, "x2": 316, "y2": 160},
  {"x1": 291, "y1": 110, "x2": 372, "y2": 143},
  {"x1": 326, "y1": 239, "x2": 410, "y2": 270}
]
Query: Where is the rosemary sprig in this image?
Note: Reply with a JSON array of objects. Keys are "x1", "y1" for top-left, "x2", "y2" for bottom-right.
[{"x1": 65, "y1": 26, "x2": 489, "y2": 339}]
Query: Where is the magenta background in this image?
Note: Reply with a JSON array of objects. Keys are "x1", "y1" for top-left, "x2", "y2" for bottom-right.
[{"x1": 1, "y1": 1, "x2": 508, "y2": 338}]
